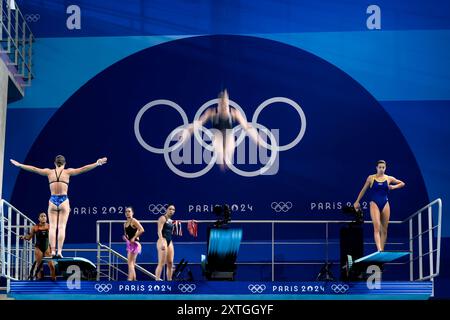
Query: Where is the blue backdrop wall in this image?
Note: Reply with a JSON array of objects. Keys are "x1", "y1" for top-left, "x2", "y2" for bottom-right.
[{"x1": 2, "y1": 0, "x2": 450, "y2": 295}]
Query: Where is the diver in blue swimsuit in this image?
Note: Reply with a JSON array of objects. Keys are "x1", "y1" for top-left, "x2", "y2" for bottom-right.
[
  {"x1": 354, "y1": 160, "x2": 405, "y2": 251},
  {"x1": 11, "y1": 155, "x2": 107, "y2": 259}
]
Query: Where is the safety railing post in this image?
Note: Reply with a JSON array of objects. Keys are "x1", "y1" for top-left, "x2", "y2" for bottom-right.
[
  {"x1": 96, "y1": 222, "x2": 100, "y2": 281},
  {"x1": 428, "y1": 206, "x2": 434, "y2": 279},
  {"x1": 436, "y1": 199, "x2": 442, "y2": 276},
  {"x1": 0, "y1": 200, "x2": 5, "y2": 276},
  {"x1": 22, "y1": 219, "x2": 27, "y2": 279},
  {"x1": 27, "y1": 222, "x2": 32, "y2": 279},
  {"x1": 14, "y1": 210, "x2": 19, "y2": 278},
  {"x1": 6, "y1": 206, "x2": 12, "y2": 292},
  {"x1": 27, "y1": 33, "x2": 32, "y2": 84},
  {"x1": 6, "y1": 207, "x2": 12, "y2": 279},
  {"x1": 272, "y1": 221, "x2": 275, "y2": 282},
  {"x1": 325, "y1": 222, "x2": 329, "y2": 264},
  {"x1": 7, "y1": 0, "x2": 11, "y2": 53},
  {"x1": 21, "y1": 20, "x2": 25, "y2": 75},
  {"x1": 14, "y1": 4, "x2": 18, "y2": 65},
  {"x1": 0, "y1": 0, "x2": 3, "y2": 41},
  {"x1": 108, "y1": 222, "x2": 112, "y2": 280},
  {"x1": 409, "y1": 219, "x2": 413, "y2": 281},
  {"x1": 0, "y1": 199, "x2": 37, "y2": 287},
  {"x1": 418, "y1": 212, "x2": 423, "y2": 280},
  {"x1": 114, "y1": 256, "x2": 119, "y2": 280}
]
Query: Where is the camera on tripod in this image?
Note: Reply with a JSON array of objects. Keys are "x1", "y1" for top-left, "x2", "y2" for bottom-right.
[
  {"x1": 202, "y1": 204, "x2": 242, "y2": 280},
  {"x1": 342, "y1": 205, "x2": 364, "y2": 225},
  {"x1": 213, "y1": 204, "x2": 232, "y2": 228}
]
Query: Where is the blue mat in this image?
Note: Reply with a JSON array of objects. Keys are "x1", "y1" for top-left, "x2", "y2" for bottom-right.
[{"x1": 8, "y1": 280, "x2": 432, "y2": 300}]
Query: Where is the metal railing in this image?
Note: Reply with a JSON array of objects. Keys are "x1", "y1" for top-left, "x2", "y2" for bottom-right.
[
  {"x1": 96, "y1": 219, "x2": 405, "y2": 281},
  {"x1": 0, "y1": 0, "x2": 35, "y2": 87},
  {"x1": 97, "y1": 243, "x2": 156, "y2": 281},
  {"x1": 0, "y1": 198, "x2": 153, "y2": 291},
  {"x1": 405, "y1": 198, "x2": 442, "y2": 296},
  {"x1": 0, "y1": 199, "x2": 35, "y2": 292},
  {"x1": 0, "y1": 198, "x2": 442, "y2": 295},
  {"x1": 95, "y1": 198, "x2": 442, "y2": 292}
]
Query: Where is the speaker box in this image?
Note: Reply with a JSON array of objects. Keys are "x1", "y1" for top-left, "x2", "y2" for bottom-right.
[{"x1": 340, "y1": 223, "x2": 363, "y2": 280}]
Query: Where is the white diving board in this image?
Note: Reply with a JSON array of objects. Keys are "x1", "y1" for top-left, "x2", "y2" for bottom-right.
[{"x1": 354, "y1": 251, "x2": 410, "y2": 264}]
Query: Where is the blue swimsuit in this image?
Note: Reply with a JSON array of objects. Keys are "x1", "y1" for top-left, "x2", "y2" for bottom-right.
[
  {"x1": 49, "y1": 195, "x2": 68, "y2": 207},
  {"x1": 49, "y1": 169, "x2": 69, "y2": 208},
  {"x1": 369, "y1": 176, "x2": 389, "y2": 211}
]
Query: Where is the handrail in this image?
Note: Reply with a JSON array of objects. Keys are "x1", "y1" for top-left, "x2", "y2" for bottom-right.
[
  {"x1": 98, "y1": 258, "x2": 128, "y2": 279},
  {"x1": 0, "y1": 198, "x2": 35, "y2": 292},
  {"x1": 96, "y1": 219, "x2": 403, "y2": 224},
  {"x1": 0, "y1": 199, "x2": 35, "y2": 225},
  {"x1": 403, "y1": 198, "x2": 442, "y2": 297},
  {"x1": 402, "y1": 198, "x2": 442, "y2": 223},
  {"x1": 97, "y1": 243, "x2": 156, "y2": 280},
  {"x1": 0, "y1": 0, "x2": 35, "y2": 86}
]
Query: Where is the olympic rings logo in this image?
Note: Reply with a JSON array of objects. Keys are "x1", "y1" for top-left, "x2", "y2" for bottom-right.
[
  {"x1": 95, "y1": 283, "x2": 113, "y2": 293},
  {"x1": 248, "y1": 284, "x2": 266, "y2": 294},
  {"x1": 331, "y1": 284, "x2": 349, "y2": 294},
  {"x1": 148, "y1": 204, "x2": 168, "y2": 215},
  {"x1": 178, "y1": 284, "x2": 196, "y2": 293},
  {"x1": 24, "y1": 14, "x2": 40, "y2": 22},
  {"x1": 271, "y1": 201, "x2": 293, "y2": 212},
  {"x1": 134, "y1": 97, "x2": 306, "y2": 178}
]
